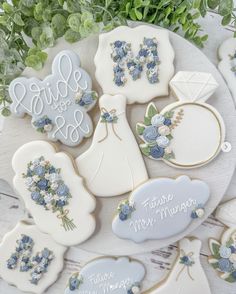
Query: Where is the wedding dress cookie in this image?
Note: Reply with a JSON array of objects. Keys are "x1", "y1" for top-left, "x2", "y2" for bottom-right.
[
  {"x1": 76, "y1": 94, "x2": 148, "y2": 197},
  {"x1": 208, "y1": 199, "x2": 236, "y2": 283},
  {"x1": 12, "y1": 141, "x2": 96, "y2": 246},
  {"x1": 94, "y1": 25, "x2": 175, "y2": 104},
  {"x1": 9, "y1": 50, "x2": 98, "y2": 146},
  {"x1": 136, "y1": 71, "x2": 226, "y2": 168},
  {"x1": 218, "y1": 38, "x2": 236, "y2": 103},
  {"x1": 0, "y1": 221, "x2": 66, "y2": 294},
  {"x1": 145, "y1": 238, "x2": 211, "y2": 294},
  {"x1": 64, "y1": 257, "x2": 145, "y2": 293},
  {"x1": 112, "y1": 176, "x2": 209, "y2": 243}
]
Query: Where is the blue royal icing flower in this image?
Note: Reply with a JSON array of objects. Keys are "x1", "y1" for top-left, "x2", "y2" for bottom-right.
[
  {"x1": 56, "y1": 184, "x2": 69, "y2": 196},
  {"x1": 119, "y1": 211, "x2": 128, "y2": 221},
  {"x1": 218, "y1": 258, "x2": 233, "y2": 272},
  {"x1": 31, "y1": 191, "x2": 40, "y2": 201},
  {"x1": 232, "y1": 271, "x2": 236, "y2": 279},
  {"x1": 164, "y1": 118, "x2": 172, "y2": 126},
  {"x1": 34, "y1": 165, "x2": 45, "y2": 177},
  {"x1": 37, "y1": 179, "x2": 49, "y2": 190},
  {"x1": 151, "y1": 114, "x2": 165, "y2": 127},
  {"x1": 230, "y1": 246, "x2": 236, "y2": 254},
  {"x1": 142, "y1": 126, "x2": 159, "y2": 142},
  {"x1": 219, "y1": 245, "x2": 232, "y2": 259},
  {"x1": 121, "y1": 204, "x2": 132, "y2": 215},
  {"x1": 150, "y1": 145, "x2": 165, "y2": 159},
  {"x1": 156, "y1": 136, "x2": 170, "y2": 148}
]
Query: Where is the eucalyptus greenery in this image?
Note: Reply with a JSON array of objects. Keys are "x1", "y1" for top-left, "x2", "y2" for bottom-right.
[{"x1": 0, "y1": 0, "x2": 235, "y2": 116}]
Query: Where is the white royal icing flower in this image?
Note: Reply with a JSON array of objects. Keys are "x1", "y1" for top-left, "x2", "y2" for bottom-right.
[
  {"x1": 219, "y1": 245, "x2": 232, "y2": 258},
  {"x1": 44, "y1": 173, "x2": 51, "y2": 180},
  {"x1": 158, "y1": 125, "x2": 170, "y2": 136},
  {"x1": 49, "y1": 173, "x2": 60, "y2": 183},
  {"x1": 32, "y1": 175, "x2": 40, "y2": 182},
  {"x1": 131, "y1": 286, "x2": 140, "y2": 294},
  {"x1": 164, "y1": 146, "x2": 172, "y2": 154},
  {"x1": 229, "y1": 253, "x2": 236, "y2": 263},
  {"x1": 44, "y1": 193, "x2": 53, "y2": 204},
  {"x1": 32, "y1": 158, "x2": 40, "y2": 166},
  {"x1": 156, "y1": 136, "x2": 170, "y2": 148},
  {"x1": 40, "y1": 160, "x2": 47, "y2": 167},
  {"x1": 151, "y1": 114, "x2": 165, "y2": 127},
  {"x1": 51, "y1": 182, "x2": 58, "y2": 190},
  {"x1": 25, "y1": 177, "x2": 34, "y2": 187},
  {"x1": 195, "y1": 208, "x2": 205, "y2": 218},
  {"x1": 44, "y1": 124, "x2": 52, "y2": 132}
]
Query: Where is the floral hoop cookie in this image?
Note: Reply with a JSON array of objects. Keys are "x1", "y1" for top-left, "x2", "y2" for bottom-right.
[
  {"x1": 0, "y1": 221, "x2": 66, "y2": 294},
  {"x1": 94, "y1": 25, "x2": 175, "y2": 104},
  {"x1": 12, "y1": 141, "x2": 96, "y2": 246},
  {"x1": 64, "y1": 257, "x2": 145, "y2": 294},
  {"x1": 9, "y1": 50, "x2": 98, "y2": 147},
  {"x1": 208, "y1": 199, "x2": 236, "y2": 283},
  {"x1": 136, "y1": 71, "x2": 226, "y2": 168},
  {"x1": 145, "y1": 238, "x2": 211, "y2": 294},
  {"x1": 112, "y1": 176, "x2": 210, "y2": 243}
]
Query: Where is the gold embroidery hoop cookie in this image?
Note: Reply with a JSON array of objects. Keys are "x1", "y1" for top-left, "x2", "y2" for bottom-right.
[{"x1": 136, "y1": 71, "x2": 226, "y2": 168}]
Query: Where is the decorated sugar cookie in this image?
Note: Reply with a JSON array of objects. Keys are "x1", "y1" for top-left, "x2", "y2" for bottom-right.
[
  {"x1": 0, "y1": 221, "x2": 66, "y2": 294},
  {"x1": 94, "y1": 25, "x2": 175, "y2": 104},
  {"x1": 12, "y1": 141, "x2": 96, "y2": 246},
  {"x1": 136, "y1": 71, "x2": 226, "y2": 168},
  {"x1": 76, "y1": 94, "x2": 148, "y2": 197},
  {"x1": 145, "y1": 238, "x2": 211, "y2": 294},
  {"x1": 9, "y1": 50, "x2": 98, "y2": 147},
  {"x1": 64, "y1": 257, "x2": 145, "y2": 293},
  {"x1": 218, "y1": 38, "x2": 236, "y2": 103},
  {"x1": 208, "y1": 199, "x2": 236, "y2": 283},
  {"x1": 112, "y1": 175, "x2": 210, "y2": 243}
]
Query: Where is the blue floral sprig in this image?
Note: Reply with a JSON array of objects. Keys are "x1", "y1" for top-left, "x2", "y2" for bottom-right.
[
  {"x1": 209, "y1": 232, "x2": 236, "y2": 283},
  {"x1": 117, "y1": 200, "x2": 135, "y2": 221},
  {"x1": 75, "y1": 90, "x2": 98, "y2": 108},
  {"x1": 191, "y1": 204, "x2": 205, "y2": 219},
  {"x1": 101, "y1": 111, "x2": 118, "y2": 123},
  {"x1": 22, "y1": 156, "x2": 76, "y2": 231},
  {"x1": 111, "y1": 37, "x2": 160, "y2": 87},
  {"x1": 33, "y1": 115, "x2": 53, "y2": 133},
  {"x1": 68, "y1": 273, "x2": 83, "y2": 291},
  {"x1": 179, "y1": 254, "x2": 195, "y2": 267},
  {"x1": 127, "y1": 282, "x2": 141, "y2": 294}
]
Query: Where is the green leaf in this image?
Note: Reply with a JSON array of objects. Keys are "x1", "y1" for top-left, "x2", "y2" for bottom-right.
[
  {"x1": 140, "y1": 145, "x2": 150, "y2": 156},
  {"x1": 135, "y1": 8, "x2": 143, "y2": 20},
  {"x1": 25, "y1": 55, "x2": 43, "y2": 70},
  {"x1": 147, "y1": 103, "x2": 157, "y2": 119},
  {"x1": 209, "y1": 239, "x2": 221, "y2": 258},
  {"x1": 218, "y1": 0, "x2": 233, "y2": 16},
  {"x1": 225, "y1": 274, "x2": 236, "y2": 283},
  {"x1": 144, "y1": 116, "x2": 151, "y2": 126},
  {"x1": 64, "y1": 29, "x2": 80, "y2": 43},
  {"x1": 13, "y1": 13, "x2": 25, "y2": 26},
  {"x1": 31, "y1": 27, "x2": 42, "y2": 40},
  {"x1": 2, "y1": 3, "x2": 14, "y2": 14},
  {"x1": 136, "y1": 123, "x2": 145, "y2": 135},
  {"x1": 21, "y1": 0, "x2": 35, "y2": 8},
  {"x1": 207, "y1": 0, "x2": 220, "y2": 9},
  {"x1": 1, "y1": 107, "x2": 11, "y2": 117},
  {"x1": 221, "y1": 14, "x2": 231, "y2": 26},
  {"x1": 129, "y1": 8, "x2": 137, "y2": 20},
  {"x1": 134, "y1": 0, "x2": 142, "y2": 8},
  {"x1": 68, "y1": 13, "x2": 81, "y2": 32},
  {"x1": 166, "y1": 134, "x2": 173, "y2": 140},
  {"x1": 164, "y1": 111, "x2": 174, "y2": 119},
  {"x1": 36, "y1": 51, "x2": 47, "y2": 63},
  {"x1": 52, "y1": 14, "x2": 66, "y2": 37}
]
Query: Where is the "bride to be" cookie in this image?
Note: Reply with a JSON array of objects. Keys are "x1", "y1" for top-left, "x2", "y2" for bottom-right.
[
  {"x1": 94, "y1": 25, "x2": 175, "y2": 104},
  {"x1": 136, "y1": 71, "x2": 226, "y2": 168},
  {"x1": 12, "y1": 141, "x2": 96, "y2": 246},
  {"x1": 9, "y1": 50, "x2": 98, "y2": 147}
]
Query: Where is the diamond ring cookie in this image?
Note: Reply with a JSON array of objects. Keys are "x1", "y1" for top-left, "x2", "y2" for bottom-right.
[
  {"x1": 94, "y1": 25, "x2": 175, "y2": 104},
  {"x1": 9, "y1": 50, "x2": 98, "y2": 147},
  {"x1": 145, "y1": 238, "x2": 211, "y2": 294},
  {"x1": 112, "y1": 176, "x2": 210, "y2": 243},
  {"x1": 0, "y1": 221, "x2": 66, "y2": 294},
  {"x1": 136, "y1": 71, "x2": 226, "y2": 168},
  {"x1": 12, "y1": 141, "x2": 96, "y2": 246},
  {"x1": 76, "y1": 94, "x2": 148, "y2": 197},
  {"x1": 208, "y1": 199, "x2": 236, "y2": 283},
  {"x1": 64, "y1": 257, "x2": 145, "y2": 293}
]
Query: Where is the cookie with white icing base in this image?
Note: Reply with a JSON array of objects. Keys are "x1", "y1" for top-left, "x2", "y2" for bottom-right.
[
  {"x1": 218, "y1": 38, "x2": 236, "y2": 103},
  {"x1": 12, "y1": 141, "x2": 96, "y2": 246},
  {"x1": 208, "y1": 199, "x2": 236, "y2": 283},
  {"x1": 94, "y1": 25, "x2": 175, "y2": 104},
  {"x1": 9, "y1": 50, "x2": 98, "y2": 147},
  {"x1": 112, "y1": 175, "x2": 210, "y2": 243},
  {"x1": 136, "y1": 71, "x2": 226, "y2": 168},
  {"x1": 64, "y1": 257, "x2": 145, "y2": 293},
  {"x1": 145, "y1": 238, "x2": 211, "y2": 294},
  {"x1": 76, "y1": 94, "x2": 148, "y2": 197},
  {"x1": 0, "y1": 221, "x2": 66, "y2": 294}
]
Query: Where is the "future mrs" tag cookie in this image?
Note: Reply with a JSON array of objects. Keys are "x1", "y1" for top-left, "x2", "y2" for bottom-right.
[
  {"x1": 12, "y1": 141, "x2": 96, "y2": 246},
  {"x1": 9, "y1": 50, "x2": 98, "y2": 146},
  {"x1": 112, "y1": 176, "x2": 210, "y2": 243},
  {"x1": 64, "y1": 257, "x2": 145, "y2": 293},
  {"x1": 136, "y1": 71, "x2": 226, "y2": 168},
  {"x1": 94, "y1": 25, "x2": 175, "y2": 104}
]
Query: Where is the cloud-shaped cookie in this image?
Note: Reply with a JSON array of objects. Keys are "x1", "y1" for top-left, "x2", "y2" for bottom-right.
[
  {"x1": 112, "y1": 176, "x2": 210, "y2": 243},
  {"x1": 12, "y1": 141, "x2": 96, "y2": 246},
  {"x1": 64, "y1": 257, "x2": 145, "y2": 293},
  {"x1": 9, "y1": 50, "x2": 97, "y2": 147}
]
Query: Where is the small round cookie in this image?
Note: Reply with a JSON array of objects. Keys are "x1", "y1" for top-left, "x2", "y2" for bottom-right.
[
  {"x1": 0, "y1": 221, "x2": 66, "y2": 294},
  {"x1": 136, "y1": 71, "x2": 226, "y2": 168},
  {"x1": 12, "y1": 140, "x2": 96, "y2": 246},
  {"x1": 9, "y1": 50, "x2": 98, "y2": 147},
  {"x1": 64, "y1": 257, "x2": 145, "y2": 293},
  {"x1": 112, "y1": 175, "x2": 210, "y2": 243},
  {"x1": 94, "y1": 25, "x2": 175, "y2": 104}
]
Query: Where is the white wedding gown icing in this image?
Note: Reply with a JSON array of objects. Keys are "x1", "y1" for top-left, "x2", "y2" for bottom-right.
[
  {"x1": 147, "y1": 238, "x2": 211, "y2": 294},
  {"x1": 76, "y1": 94, "x2": 148, "y2": 197}
]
